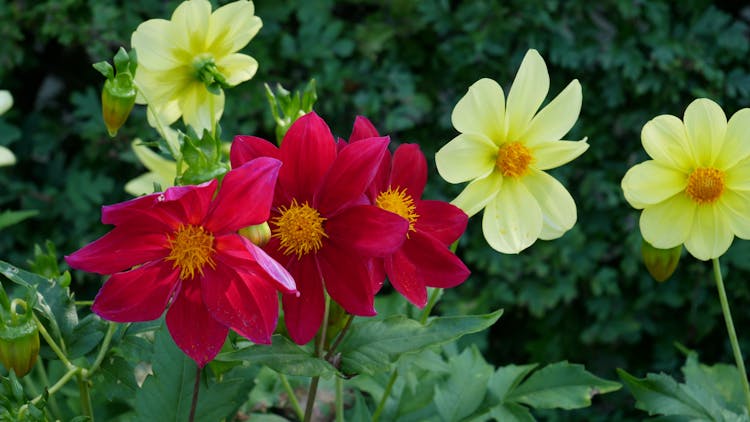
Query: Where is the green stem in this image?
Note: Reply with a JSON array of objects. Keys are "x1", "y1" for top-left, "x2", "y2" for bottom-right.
[
  {"x1": 712, "y1": 258, "x2": 750, "y2": 412},
  {"x1": 85, "y1": 322, "x2": 117, "y2": 378},
  {"x1": 77, "y1": 374, "x2": 94, "y2": 421},
  {"x1": 34, "y1": 358, "x2": 61, "y2": 417},
  {"x1": 33, "y1": 314, "x2": 74, "y2": 370},
  {"x1": 371, "y1": 370, "x2": 398, "y2": 422},
  {"x1": 30, "y1": 366, "x2": 80, "y2": 405},
  {"x1": 335, "y1": 377, "x2": 344, "y2": 422},
  {"x1": 279, "y1": 374, "x2": 304, "y2": 421},
  {"x1": 325, "y1": 314, "x2": 354, "y2": 362},
  {"x1": 133, "y1": 80, "x2": 181, "y2": 160},
  {"x1": 189, "y1": 366, "x2": 201, "y2": 422},
  {"x1": 419, "y1": 288, "x2": 442, "y2": 325},
  {"x1": 74, "y1": 300, "x2": 94, "y2": 307},
  {"x1": 304, "y1": 294, "x2": 331, "y2": 422}
]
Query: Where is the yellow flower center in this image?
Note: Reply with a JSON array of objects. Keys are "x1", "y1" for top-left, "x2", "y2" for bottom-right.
[
  {"x1": 165, "y1": 224, "x2": 216, "y2": 280},
  {"x1": 496, "y1": 142, "x2": 533, "y2": 178},
  {"x1": 685, "y1": 167, "x2": 725, "y2": 204},
  {"x1": 271, "y1": 199, "x2": 328, "y2": 258},
  {"x1": 375, "y1": 187, "x2": 419, "y2": 234}
]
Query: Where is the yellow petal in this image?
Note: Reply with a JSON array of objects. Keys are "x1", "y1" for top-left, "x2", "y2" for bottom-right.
[
  {"x1": 522, "y1": 169, "x2": 576, "y2": 240},
  {"x1": 131, "y1": 140, "x2": 178, "y2": 182},
  {"x1": 146, "y1": 101, "x2": 181, "y2": 128},
  {"x1": 131, "y1": 19, "x2": 183, "y2": 71},
  {"x1": 436, "y1": 133, "x2": 497, "y2": 184},
  {"x1": 505, "y1": 49, "x2": 549, "y2": 141},
  {"x1": 683, "y1": 98, "x2": 727, "y2": 166},
  {"x1": 639, "y1": 194, "x2": 695, "y2": 250},
  {"x1": 0, "y1": 90, "x2": 12, "y2": 115},
  {"x1": 0, "y1": 146, "x2": 15, "y2": 167},
  {"x1": 216, "y1": 53, "x2": 258, "y2": 86},
  {"x1": 170, "y1": 0, "x2": 211, "y2": 53},
  {"x1": 208, "y1": 1, "x2": 261, "y2": 56},
  {"x1": 179, "y1": 84, "x2": 225, "y2": 135},
  {"x1": 726, "y1": 160, "x2": 750, "y2": 192},
  {"x1": 622, "y1": 161, "x2": 687, "y2": 209},
  {"x1": 641, "y1": 114, "x2": 694, "y2": 172},
  {"x1": 532, "y1": 138, "x2": 589, "y2": 170},
  {"x1": 451, "y1": 172, "x2": 502, "y2": 217},
  {"x1": 716, "y1": 108, "x2": 750, "y2": 170},
  {"x1": 451, "y1": 78, "x2": 505, "y2": 144},
  {"x1": 684, "y1": 204, "x2": 733, "y2": 261},
  {"x1": 522, "y1": 79, "x2": 582, "y2": 147},
  {"x1": 718, "y1": 190, "x2": 750, "y2": 239},
  {"x1": 482, "y1": 179, "x2": 542, "y2": 253}
]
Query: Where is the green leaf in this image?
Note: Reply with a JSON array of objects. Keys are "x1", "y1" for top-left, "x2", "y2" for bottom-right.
[
  {"x1": 487, "y1": 402, "x2": 536, "y2": 422},
  {"x1": 618, "y1": 369, "x2": 728, "y2": 420},
  {"x1": 488, "y1": 363, "x2": 539, "y2": 401},
  {"x1": 508, "y1": 362, "x2": 621, "y2": 409},
  {"x1": 682, "y1": 352, "x2": 745, "y2": 413},
  {"x1": 134, "y1": 323, "x2": 254, "y2": 422},
  {"x1": 338, "y1": 309, "x2": 503, "y2": 375},
  {"x1": 434, "y1": 346, "x2": 493, "y2": 422},
  {"x1": 67, "y1": 313, "x2": 107, "y2": 359},
  {"x1": 215, "y1": 334, "x2": 336, "y2": 377},
  {"x1": 0, "y1": 210, "x2": 38, "y2": 231}
]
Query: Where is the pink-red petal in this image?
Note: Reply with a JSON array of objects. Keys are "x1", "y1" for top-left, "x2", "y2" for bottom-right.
[
  {"x1": 415, "y1": 200, "x2": 468, "y2": 245},
  {"x1": 390, "y1": 144, "x2": 428, "y2": 199},
  {"x1": 325, "y1": 205, "x2": 408, "y2": 257},
  {"x1": 316, "y1": 137, "x2": 390, "y2": 216},
  {"x1": 230, "y1": 135, "x2": 280, "y2": 168},
  {"x1": 384, "y1": 252, "x2": 428, "y2": 308},
  {"x1": 348, "y1": 116, "x2": 380, "y2": 142},
  {"x1": 214, "y1": 234, "x2": 297, "y2": 294},
  {"x1": 282, "y1": 256, "x2": 325, "y2": 345},
  {"x1": 317, "y1": 244, "x2": 376, "y2": 316},
  {"x1": 201, "y1": 264, "x2": 278, "y2": 345},
  {"x1": 65, "y1": 227, "x2": 170, "y2": 274},
  {"x1": 400, "y1": 231, "x2": 470, "y2": 289},
  {"x1": 166, "y1": 280, "x2": 228, "y2": 367},
  {"x1": 204, "y1": 158, "x2": 282, "y2": 233},
  {"x1": 91, "y1": 260, "x2": 179, "y2": 322},
  {"x1": 279, "y1": 112, "x2": 337, "y2": 203},
  {"x1": 164, "y1": 180, "x2": 218, "y2": 225}
]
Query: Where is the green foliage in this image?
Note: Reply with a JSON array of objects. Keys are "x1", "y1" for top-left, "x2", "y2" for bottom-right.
[{"x1": 216, "y1": 335, "x2": 336, "y2": 378}]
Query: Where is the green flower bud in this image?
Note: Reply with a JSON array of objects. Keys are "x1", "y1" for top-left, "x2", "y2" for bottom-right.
[
  {"x1": 0, "y1": 300, "x2": 40, "y2": 377},
  {"x1": 94, "y1": 47, "x2": 137, "y2": 137},
  {"x1": 239, "y1": 222, "x2": 272, "y2": 247},
  {"x1": 641, "y1": 240, "x2": 682, "y2": 282}
]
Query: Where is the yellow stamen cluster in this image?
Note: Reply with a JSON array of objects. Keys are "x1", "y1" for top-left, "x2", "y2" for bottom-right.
[
  {"x1": 686, "y1": 167, "x2": 725, "y2": 204},
  {"x1": 165, "y1": 224, "x2": 216, "y2": 280},
  {"x1": 375, "y1": 186, "x2": 419, "y2": 234},
  {"x1": 496, "y1": 142, "x2": 533, "y2": 178},
  {"x1": 272, "y1": 199, "x2": 328, "y2": 258}
]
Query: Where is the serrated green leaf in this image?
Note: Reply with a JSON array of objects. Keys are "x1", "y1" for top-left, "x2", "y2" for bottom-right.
[
  {"x1": 618, "y1": 369, "x2": 725, "y2": 420},
  {"x1": 338, "y1": 309, "x2": 502, "y2": 375},
  {"x1": 683, "y1": 353, "x2": 745, "y2": 414},
  {"x1": 434, "y1": 346, "x2": 493, "y2": 422},
  {"x1": 488, "y1": 363, "x2": 539, "y2": 401},
  {"x1": 134, "y1": 324, "x2": 254, "y2": 422},
  {"x1": 67, "y1": 314, "x2": 106, "y2": 359},
  {"x1": 508, "y1": 362, "x2": 620, "y2": 410},
  {"x1": 348, "y1": 390, "x2": 373, "y2": 422},
  {"x1": 215, "y1": 334, "x2": 335, "y2": 377},
  {"x1": 485, "y1": 402, "x2": 536, "y2": 422}
]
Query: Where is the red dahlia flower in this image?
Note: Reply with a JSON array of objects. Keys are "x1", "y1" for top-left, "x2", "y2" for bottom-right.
[
  {"x1": 65, "y1": 158, "x2": 297, "y2": 366},
  {"x1": 349, "y1": 116, "x2": 470, "y2": 307},
  {"x1": 231, "y1": 112, "x2": 409, "y2": 345}
]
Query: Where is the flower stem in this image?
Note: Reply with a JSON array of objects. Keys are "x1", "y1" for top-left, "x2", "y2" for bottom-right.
[
  {"x1": 133, "y1": 80, "x2": 181, "y2": 160},
  {"x1": 188, "y1": 366, "x2": 201, "y2": 422},
  {"x1": 371, "y1": 369, "x2": 398, "y2": 422},
  {"x1": 335, "y1": 377, "x2": 344, "y2": 422},
  {"x1": 77, "y1": 373, "x2": 95, "y2": 421},
  {"x1": 712, "y1": 258, "x2": 750, "y2": 412},
  {"x1": 304, "y1": 294, "x2": 331, "y2": 422},
  {"x1": 280, "y1": 373, "x2": 304, "y2": 421},
  {"x1": 74, "y1": 300, "x2": 93, "y2": 307},
  {"x1": 419, "y1": 288, "x2": 442, "y2": 325},
  {"x1": 34, "y1": 314, "x2": 74, "y2": 370},
  {"x1": 325, "y1": 314, "x2": 354, "y2": 362},
  {"x1": 85, "y1": 322, "x2": 117, "y2": 378},
  {"x1": 30, "y1": 366, "x2": 80, "y2": 405}
]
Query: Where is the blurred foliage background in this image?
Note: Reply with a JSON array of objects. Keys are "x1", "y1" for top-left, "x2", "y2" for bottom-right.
[{"x1": 1, "y1": 0, "x2": 750, "y2": 419}]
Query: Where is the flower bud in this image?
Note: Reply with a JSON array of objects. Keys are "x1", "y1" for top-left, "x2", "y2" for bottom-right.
[
  {"x1": 101, "y1": 75, "x2": 136, "y2": 137},
  {"x1": 239, "y1": 222, "x2": 272, "y2": 247},
  {"x1": 0, "y1": 300, "x2": 40, "y2": 377},
  {"x1": 641, "y1": 240, "x2": 682, "y2": 282}
]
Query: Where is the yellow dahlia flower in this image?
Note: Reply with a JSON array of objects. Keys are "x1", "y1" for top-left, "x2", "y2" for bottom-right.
[
  {"x1": 622, "y1": 99, "x2": 750, "y2": 261},
  {"x1": 131, "y1": 0, "x2": 261, "y2": 134},
  {"x1": 0, "y1": 90, "x2": 15, "y2": 167},
  {"x1": 436, "y1": 49, "x2": 588, "y2": 254}
]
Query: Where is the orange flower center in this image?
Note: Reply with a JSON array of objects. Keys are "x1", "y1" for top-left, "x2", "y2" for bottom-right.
[
  {"x1": 271, "y1": 199, "x2": 328, "y2": 258},
  {"x1": 496, "y1": 142, "x2": 533, "y2": 178},
  {"x1": 165, "y1": 224, "x2": 216, "y2": 280},
  {"x1": 375, "y1": 186, "x2": 419, "y2": 234},
  {"x1": 685, "y1": 167, "x2": 725, "y2": 204}
]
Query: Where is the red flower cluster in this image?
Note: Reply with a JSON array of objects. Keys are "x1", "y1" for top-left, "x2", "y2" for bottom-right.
[{"x1": 66, "y1": 158, "x2": 296, "y2": 366}]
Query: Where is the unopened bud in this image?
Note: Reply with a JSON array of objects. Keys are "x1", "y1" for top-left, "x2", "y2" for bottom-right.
[
  {"x1": 0, "y1": 299, "x2": 40, "y2": 377},
  {"x1": 239, "y1": 222, "x2": 272, "y2": 247},
  {"x1": 641, "y1": 240, "x2": 682, "y2": 282},
  {"x1": 94, "y1": 47, "x2": 138, "y2": 137}
]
